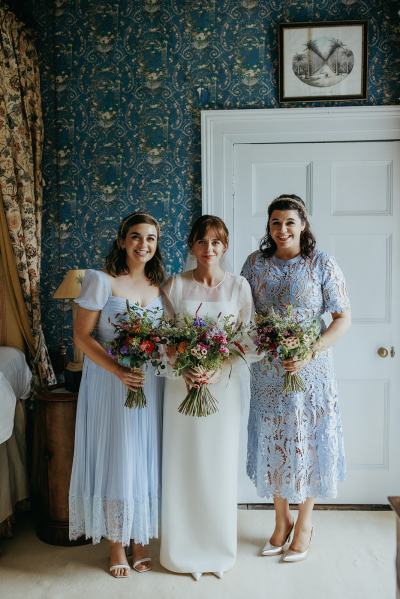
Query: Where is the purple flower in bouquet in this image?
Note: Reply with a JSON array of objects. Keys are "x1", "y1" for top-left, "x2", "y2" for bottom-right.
[
  {"x1": 106, "y1": 301, "x2": 163, "y2": 408},
  {"x1": 252, "y1": 305, "x2": 320, "y2": 394},
  {"x1": 158, "y1": 306, "x2": 249, "y2": 417}
]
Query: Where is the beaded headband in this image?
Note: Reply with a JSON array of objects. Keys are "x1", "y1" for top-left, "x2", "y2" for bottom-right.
[{"x1": 268, "y1": 196, "x2": 308, "y2": 214}]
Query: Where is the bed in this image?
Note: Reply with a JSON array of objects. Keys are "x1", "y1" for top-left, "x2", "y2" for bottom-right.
[{"x1": 0, "y1": 257, "x2": 32, "y2": 537}]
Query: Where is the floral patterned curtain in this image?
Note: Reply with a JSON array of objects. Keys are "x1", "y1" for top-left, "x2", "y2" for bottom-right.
[{"x1": 0, "y1": 7, "x2": 56, "y2": 385}]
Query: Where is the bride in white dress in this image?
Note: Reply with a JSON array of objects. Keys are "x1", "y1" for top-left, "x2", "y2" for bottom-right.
[{"x1": 160, "y1": 215, "x2": 254, "y2": 581}]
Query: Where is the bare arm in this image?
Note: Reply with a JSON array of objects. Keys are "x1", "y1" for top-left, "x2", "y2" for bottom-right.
[
  {"x1": 313, "y1": 309, "x2": 352, "y2": 352},
  {"x1": 74, "y1": 306, "x2": 144, "y2": 389}
]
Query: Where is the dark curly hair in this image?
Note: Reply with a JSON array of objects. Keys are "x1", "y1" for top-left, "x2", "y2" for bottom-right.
[
  {"x1": 259, "y1": 194, "x2": 316, "y2": 259},
  {"x1": 105, "y1": 212, "x2": 164, "y2": 286}
]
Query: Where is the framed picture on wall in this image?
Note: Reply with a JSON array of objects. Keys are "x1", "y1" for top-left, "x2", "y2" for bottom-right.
[{"x1": 278, "y1": 21, "x2": 368, "y2": 103}]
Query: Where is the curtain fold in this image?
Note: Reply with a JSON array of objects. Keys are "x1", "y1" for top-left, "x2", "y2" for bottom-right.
[{"x1": 0, "y1": 7, "x2": 56, "y2": 385}]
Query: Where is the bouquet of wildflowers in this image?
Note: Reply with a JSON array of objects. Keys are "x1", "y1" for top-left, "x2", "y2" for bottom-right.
[
  {"x1": 253, "y1": 305, "x2": 320, "y2": 394},
  {"x1": 106, "y1": 301, "x2": 164, "y2": 408},
  {"x1": 159, "y1": 305, "x2": 248, "y2": 417}
]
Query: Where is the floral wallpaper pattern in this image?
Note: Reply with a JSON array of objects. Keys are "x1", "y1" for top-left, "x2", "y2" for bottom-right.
[{"x1": 8, "y1": 0, "x2": 400, "y2": 357}]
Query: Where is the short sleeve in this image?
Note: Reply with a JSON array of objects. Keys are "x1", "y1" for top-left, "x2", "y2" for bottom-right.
[
  {"x1": 321, "y1": 255, "x2": 351, "y2": 314},
  {"x1": 74, "y1": 269, "x2": 110, "y2": 311},
  {"x1": 240, "y1": 253, "x2": 254, "y2": 288}
]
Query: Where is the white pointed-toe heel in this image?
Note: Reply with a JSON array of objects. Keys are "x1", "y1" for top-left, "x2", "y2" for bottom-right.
[
  {"x1": 261, "y1": 523, "x2": 294, "y2": 556},
  {"x1": 213, "y1": 571, "x2": 224, "y2": 579},
  {"x1": 191, "y1": 572, "x2": 202, "y2": 581},
  {"x1": 282, "y1": 527, "x2": 314, "y2": 563}
]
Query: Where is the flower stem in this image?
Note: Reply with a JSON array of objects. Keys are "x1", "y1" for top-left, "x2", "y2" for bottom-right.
[
  {"x1": 125, "y1": 387, "x2": 147, "y2": 408},
  {"x1": 178, "y1": 384, "x2": 218, "y2": 417},
  {"x1": 283, "y1": 372, "x2": 305, "y2": 395}
]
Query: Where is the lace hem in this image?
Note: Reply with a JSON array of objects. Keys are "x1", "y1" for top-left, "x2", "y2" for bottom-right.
[
  {"x1": 246, "y1": 467, "x2": 345, "y2": 504},
  {"x1": 247, "y1": 401, "x2": 346, "y2": 503},
  {"x1": 69, "y1": 495, "x2": 160, "y2": 546}
]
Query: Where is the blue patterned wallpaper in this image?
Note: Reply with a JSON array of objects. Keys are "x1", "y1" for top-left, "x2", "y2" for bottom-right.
[{"x1": 8, "y1": 0, "x2": 400, "y2": 359}]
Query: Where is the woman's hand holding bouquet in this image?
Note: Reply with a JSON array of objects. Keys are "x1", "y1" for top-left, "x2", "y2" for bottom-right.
[
  {"x1": 159, "y1": 304, "x2": 248, "y2": 417},
  {"x1": 106, "y1": 301, "x2": 164, "y2": 408},
  {"x1": 253, "y1": 305, "x2": 320, "y2": 394}
]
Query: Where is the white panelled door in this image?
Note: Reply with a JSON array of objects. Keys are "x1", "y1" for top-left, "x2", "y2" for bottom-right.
[{"x1": 233, "y1": 141, "x2": 400, "y2": 504}]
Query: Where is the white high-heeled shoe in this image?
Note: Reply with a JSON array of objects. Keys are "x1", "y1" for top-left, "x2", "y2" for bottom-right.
[
  {"x1": 261, "y1": 523, "x2": 294, "y2": 556},
  {"x1": 213, "y1": 571, "x2": 224, "y2": 579},
  {"x1": 282, "y1": 527, "x2": 314, "y2": 562},
  {"x1": 191, "y1": 572, "x2": 202, "y2": 581}
]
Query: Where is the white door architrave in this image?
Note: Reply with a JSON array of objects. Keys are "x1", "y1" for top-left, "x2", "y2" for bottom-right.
[{"x1": 201, "y1": 106, "x2": 400, "y2": 504}]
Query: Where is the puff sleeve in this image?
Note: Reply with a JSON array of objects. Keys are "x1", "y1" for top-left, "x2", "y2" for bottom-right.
[{"x1": 74, "y1": 269, "x2": 111, "y2": 311}]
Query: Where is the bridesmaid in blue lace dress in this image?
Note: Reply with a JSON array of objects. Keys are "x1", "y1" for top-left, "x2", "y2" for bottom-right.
[
  {"x1": 241, "y1": 195, "x2": 351, "y2": 562},
  {"x1": 69, "y1": 212, "x2": 164, "y2": 577}
]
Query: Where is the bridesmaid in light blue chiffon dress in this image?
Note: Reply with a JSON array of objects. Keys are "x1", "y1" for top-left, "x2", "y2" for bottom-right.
[
  {"x1": 69, "y1": 212, "x2": 164, "y2": 578},
  {"x1": 241, "y1": 195, "x2": 351, "y2": 562}
]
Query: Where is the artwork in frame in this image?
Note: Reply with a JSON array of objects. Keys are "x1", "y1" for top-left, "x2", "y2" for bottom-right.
[{"x1": 278, "y1": 21, "x2": 368, "y2": 103}]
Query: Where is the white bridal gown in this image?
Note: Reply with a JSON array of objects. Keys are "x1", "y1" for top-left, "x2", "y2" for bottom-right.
[{"x1": 160, "y1": 271, "x2": 254, "y2": 575}]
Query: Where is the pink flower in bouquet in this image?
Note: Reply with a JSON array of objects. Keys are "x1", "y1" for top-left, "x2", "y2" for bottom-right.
[
  {"x1": 139, "y1": 339, "x2": 156, "y2": 354},
  {"x1": 219, "y1": 345, "x2": 229, "y2": 355},
  {"x1": 213, "y1": 333, "x2": 228, "y2": 344},
  {"x1": 158, "y1": 309, "x2": 249, "y2": 417},
  {"x1": 106, "y1": 301, "x2": 164, "y2": 408},
  {"x1": 281, "y1": 336, "x2": 300, "y2": 349}
]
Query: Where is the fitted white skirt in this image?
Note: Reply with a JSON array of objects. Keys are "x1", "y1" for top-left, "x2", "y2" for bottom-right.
[{"x1": 160, "y1": 374, "x2": 241, "y2": 573}]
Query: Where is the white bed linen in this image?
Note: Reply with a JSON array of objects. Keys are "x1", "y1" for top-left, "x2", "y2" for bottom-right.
[
  {"x1": 0, "y1": 347, "x2": 32, "y2": 399},
  {"x1": 0, "y1": 347, "x2": 32, "y2": 444},
  {"x1": 0, "y1": 373, "x2": 17, "y2": 444},
  {"x1": 0, "y1": 347, "x2": 31, "y2": 527}
]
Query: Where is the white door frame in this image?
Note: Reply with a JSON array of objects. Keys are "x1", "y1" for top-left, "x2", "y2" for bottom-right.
[
  {"x1": 201, "y1": 106, "x2": 400, "y2": 233},
  {"x1": 201, "y1": 106, "x2": 400, "y2": 504}
]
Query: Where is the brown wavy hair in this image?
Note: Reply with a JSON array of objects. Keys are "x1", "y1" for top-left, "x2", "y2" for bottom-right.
[
  {"x1": 259, "y1": 194, "x2": 316, "y2": 259},
  {"x1": 188, "y1": 214, "x2": 229, "y2": 248},
  {"x1": 105, "y1": 212, "x2": 164, "y2": 285}
]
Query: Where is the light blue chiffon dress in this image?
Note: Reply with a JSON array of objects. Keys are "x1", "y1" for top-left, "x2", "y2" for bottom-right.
[
  {"x1": 69, "y1": 269, "x2": 163, "y2": 546},
  {"x1": 241, "y1": 249, "x2": 350, "y2": 503}
]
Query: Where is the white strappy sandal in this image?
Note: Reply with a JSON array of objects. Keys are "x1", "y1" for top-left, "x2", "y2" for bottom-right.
[
  {"x1": 132, "y1": 557, "x2": 152, "y2": 572},
  {"x1": 109, "y1": 563, "x2": 131, "y2": 578}
]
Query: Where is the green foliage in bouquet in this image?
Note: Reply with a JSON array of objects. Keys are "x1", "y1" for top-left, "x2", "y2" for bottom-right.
[
  {"x1": 253, "y1": 305, "x2": 320, "y2": 394},
  {"x1": 159, "y1": 305, "x2": 248, "y2": 416},
  {"x1": 106, "y1": 301, "x2": 164, "y2": 408}
]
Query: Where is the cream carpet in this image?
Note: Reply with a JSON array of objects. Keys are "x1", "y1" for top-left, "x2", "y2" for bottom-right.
[{"x1": 0, "y1": 510, "x2": 395, "y2": 599}]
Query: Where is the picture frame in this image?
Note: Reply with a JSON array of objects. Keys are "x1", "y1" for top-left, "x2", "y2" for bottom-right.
[{"x1": 278, "y1": 21, "x2": 368, "y2": 103}]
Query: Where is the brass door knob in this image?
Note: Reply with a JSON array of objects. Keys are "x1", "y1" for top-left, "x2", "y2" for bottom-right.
[{"x1": 377, "y1": 347, "x2": 389, "y2": 358}]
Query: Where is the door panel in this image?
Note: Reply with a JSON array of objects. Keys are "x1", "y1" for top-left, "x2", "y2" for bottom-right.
[{"x1": 234, "y1": 141, "x2": 400, "y2": 504}]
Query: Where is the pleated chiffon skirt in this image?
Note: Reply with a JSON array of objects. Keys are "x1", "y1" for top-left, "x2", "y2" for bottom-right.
[{"x1": 69, "y1": 358, "x2": 163, "y2": 546}]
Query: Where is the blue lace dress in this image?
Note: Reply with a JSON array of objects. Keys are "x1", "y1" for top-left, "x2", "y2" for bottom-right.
[
  {"x1": 241, "y1": 250, "x2": 350, "y2": 503},
  {"x1": 69, "y1": 270, "x2": 164, "y2": 546}
]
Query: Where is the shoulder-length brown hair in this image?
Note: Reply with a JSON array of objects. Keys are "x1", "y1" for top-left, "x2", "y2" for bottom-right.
[
  {"x1": 260, "y1": 194, "x2": 316, "y2": 259},
  {"x1": 105, "y1": 212, "x2": 164, "y2": 286},
  {"x1": 188, "y1": 214, "x2": 229, "y2": 248}
]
